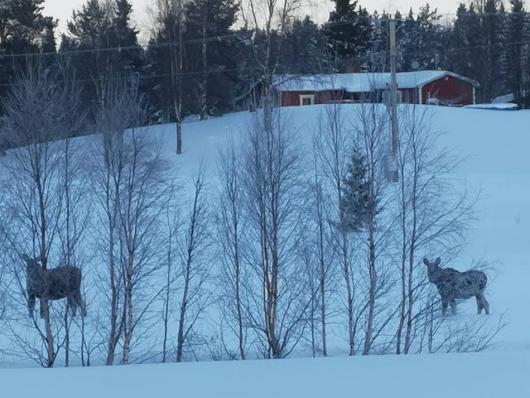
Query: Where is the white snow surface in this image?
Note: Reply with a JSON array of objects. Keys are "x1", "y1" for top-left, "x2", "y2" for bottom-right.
[
  {"x1": 1, "y1": 104, "x2": 530, "y2": 395},
  {"x1": 2, "y1": 351, "x2": 530, "y2": 398},
  {"x1": 273, "y1": 71, "x2": 474, "y2": 92}
]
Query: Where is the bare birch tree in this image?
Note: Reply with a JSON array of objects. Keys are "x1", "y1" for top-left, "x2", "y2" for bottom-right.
[
  {"x1": 56, "y1": 86, "x2": 89, "y2": 368},
  {"x1": 351, "y1": 103, "x2": 391, "y2": 355},
  {"x1": 216, "y1": 138, "x2": 247, "y2": 360},
  {"x1": 161, "y1": 191, "x2": 180, "y2": 362},
  {"x1": 92, "y1": 78, "x2": 169, "y2": 365},
  {"x1": 241, "y1": 109, "x2": 309, "y2": 359},
  {"x1": 296, "y1": 217, "x2": 326, "y2": 357},
  {"x1": 314, "y1": 104, "x2": 357, "y2": 355},
  {"x1": 175, "y1": 170, "x2": 211, "y2": 362},
  {"x1": 92, "y1": 80, "x2": 131, "y2": 365},
  {"x1": 307, "y1": 142, "x2": 337, "y2": 357}
]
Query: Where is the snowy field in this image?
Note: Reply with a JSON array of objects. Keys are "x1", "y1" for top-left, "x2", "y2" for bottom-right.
[
  {"x1": 2, "y1": 351, "x2": 530, "y2": 397},
  {"x1": 164, "y1": 104, "x2": 530, "y2": 352},
  {"x1": 1, "y1": 104, "x2": 530, "y2": 395}
]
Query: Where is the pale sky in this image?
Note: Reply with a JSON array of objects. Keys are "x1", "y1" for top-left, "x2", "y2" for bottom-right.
[{"x1": 43, "y1": 0, "x2": 464, "y2": 42}]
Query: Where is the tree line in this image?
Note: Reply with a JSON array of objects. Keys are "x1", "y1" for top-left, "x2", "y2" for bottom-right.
[{"x1": 0, "y1": 0, "x2": 528, "y2": 132}]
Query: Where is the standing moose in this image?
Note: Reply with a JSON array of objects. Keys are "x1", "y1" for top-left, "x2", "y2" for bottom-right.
[
  {"x1": 24, "y1": 255, "x2": 86, "y2": 318},
  {"x1": 423, "y1": 257, "x2": 489, "y2": 315}
]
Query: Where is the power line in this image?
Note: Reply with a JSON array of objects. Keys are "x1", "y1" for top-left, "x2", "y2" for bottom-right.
[
  {"x1": 0, "y1": 31, "x2": 517, "y2": 65},
  {"x1": 0, "y1": 10, "x2": 525, "y2": 91},
  {"x1": 323, "y1": 8, "x2": 530, "y2": 29},
  {"x1": 0, "y1": 34, "x2": 524, "y2": 89},
  {"x1": 0, "y1": 31, "x2": 250, "y2": 60},
  {"x1": 0, "y1": 67, "x2": 243, "y2": 88}
]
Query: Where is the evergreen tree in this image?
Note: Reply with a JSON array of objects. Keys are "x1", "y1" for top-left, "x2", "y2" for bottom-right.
[
  {"x1": 399, "y1": 9, "x2": 417, "y2": 70},
  {"x1": 280, "y1": 16, "x2": 328, "y2": 74},
  {"x1": 340, "y1": 149, "x2": 370, "y2": 233},
  {"x1": 182, "y1": 0, "x2": 239, "y2": 117},
  {"x1": 230, "y1": 26, "x2": 262, "y2": 109},
  {"x1": 367, "y1": 11, "x2": 389, "y2": 72},
  {"x1": 143, "y1": 0, "x2": 184, "y2": 122},
  {"x1": 0, "y1": 0, "x2": 57, "y2": 106},
  {"x1": 323, "y1": 0, "x2": 373, "y2": 71},
  {"x1": 481, "y1": 0, "x2": 505, "y2": 100},
  {"x1": 450, "y1": 4, "x2": 474, "y2": 78},
  {"x1": 465, "y1": 3, "x2": 484, "y2": 86},
  {"x1": 399, "y1": 5, "x2": 449, "y2": 71},
  {"x1": 61, "y1": 0, "x2": 143, "y2": 107},
  {"x1": 449, "y1": 2, "x2": 505, "y2": 101},
  {"x1": 144, "y1": 0, "x2": 238, "y2": 120},
  {"x1": 112, "y1": 0, "x2": 143, "y2": 73},
  {"x1": 0, "y1": 0, "x2": 56, "y2": 52},
  {"x1": 505, "y1": 0, "x2": 525, "y2": 99},
  {"x1": 523, "y1": 5, "x2": 530, "y2": 101}
]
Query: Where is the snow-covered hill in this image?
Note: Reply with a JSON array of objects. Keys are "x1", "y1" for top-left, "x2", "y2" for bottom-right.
[
  {"x1": 157, "y1": 104, "x2": 530, "y2": 351},
  {"x1": 1, "y1": 104, "x2": 529, "y2": 396}
]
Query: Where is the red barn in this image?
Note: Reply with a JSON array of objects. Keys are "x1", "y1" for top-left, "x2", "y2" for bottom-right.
[{"x1": 273, "y1": 71, "x2": 477, "y2": 107}]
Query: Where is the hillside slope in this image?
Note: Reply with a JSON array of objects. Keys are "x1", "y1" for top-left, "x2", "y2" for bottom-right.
[
  {"x1": 1, "y1": 104, "x2": 529, "y2": 396},
  {"x1": 158, "y1": 104, "x2": 530, "y2": 350}
]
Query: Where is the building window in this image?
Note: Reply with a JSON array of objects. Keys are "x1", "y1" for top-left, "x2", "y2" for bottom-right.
[{"x1": 300, "y1": 94, "x2": 315, "y2": 106}]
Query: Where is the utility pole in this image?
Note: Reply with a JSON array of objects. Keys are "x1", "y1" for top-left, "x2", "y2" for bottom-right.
[
  {"x1": 388, "y1": 19, "x2": 399, "y2": 182},
  {"x1": 170, "y1": 0, "x2": 183, "y2": 155},
  {"x1": 176, "y1": 0, "x2": 184, "y2": 155}
]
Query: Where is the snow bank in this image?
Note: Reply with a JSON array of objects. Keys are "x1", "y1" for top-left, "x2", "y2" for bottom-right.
[
  {"x1": 465, "y1": 103, "x2": 519, "y2": 110},
  {"x1": 2, "y1": 351, "x2": 529, "y2": 398}
]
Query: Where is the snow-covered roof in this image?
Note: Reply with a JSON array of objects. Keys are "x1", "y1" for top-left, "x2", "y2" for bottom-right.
[{"x1": 273, "y1": 71, "x2": 477, "y2": 92}]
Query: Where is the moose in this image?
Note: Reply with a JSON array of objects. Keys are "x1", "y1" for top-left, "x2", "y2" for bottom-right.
[
  {"x1": 423, "y1": 257, "x2": 489, "y2": 316},
  {"x1": 24, "y1": 255, "x2": 86, "y2": 318}
]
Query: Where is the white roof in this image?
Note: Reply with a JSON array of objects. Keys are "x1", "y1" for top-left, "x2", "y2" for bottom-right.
[{"x1": 273, "y1": 71, "x2": 476, "y2": 92}]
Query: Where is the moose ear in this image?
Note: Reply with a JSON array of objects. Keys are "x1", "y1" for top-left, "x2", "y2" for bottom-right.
[
  {"x1": 423, "y1": 258, "x2": 429, "y2": 266},
  {"x1": 434, "y1": 257, "x2": 441, "y2": 266}
]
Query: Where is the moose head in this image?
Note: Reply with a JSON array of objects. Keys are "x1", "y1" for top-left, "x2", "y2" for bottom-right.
[
  {"x1": 22, "y1": 254, "x2": 40, "y2": 271},
  {"x1": 423, "y1": 257, "x2": 442, "y2": 283}
]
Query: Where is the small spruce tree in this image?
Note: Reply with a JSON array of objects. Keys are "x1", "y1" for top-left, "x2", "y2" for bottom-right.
[{"x1": 340, "y1": 148, "x2": 371, "y2": 233}]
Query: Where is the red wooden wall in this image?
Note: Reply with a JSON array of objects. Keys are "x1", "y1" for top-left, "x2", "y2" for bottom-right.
[
  {"x1": 421, "y1": 76, "x2": 474, "y2": 106},
  {"x1": 277, "y1": 75, "x2": 475, "y2": 107}
]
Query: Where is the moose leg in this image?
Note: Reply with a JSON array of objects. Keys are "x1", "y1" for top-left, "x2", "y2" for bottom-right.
[
  {"x1": 441, "y1": 298, "x2": 449, "y2": 315},
  {"x1": 67, "y1": 296, "x2": 77, "y2": 317},
  {"x1": 450, "y1": 300, "x2": 457, "y2": 315},
  {"x1": 75, "y1": 290, "x2": 86, "y2": 317},
  {"x1": 39, "y1": 299, "x2": 45, "y2": 319},
  {"x1": 481, "y1": 293, "x2": 490, "y2": 315},
  {"x1": 28, "y1": 294, "x2": 36, "y2": 318},
  {"x1": 476, "y1": 295, "x2": 483, "y2": 314}
]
